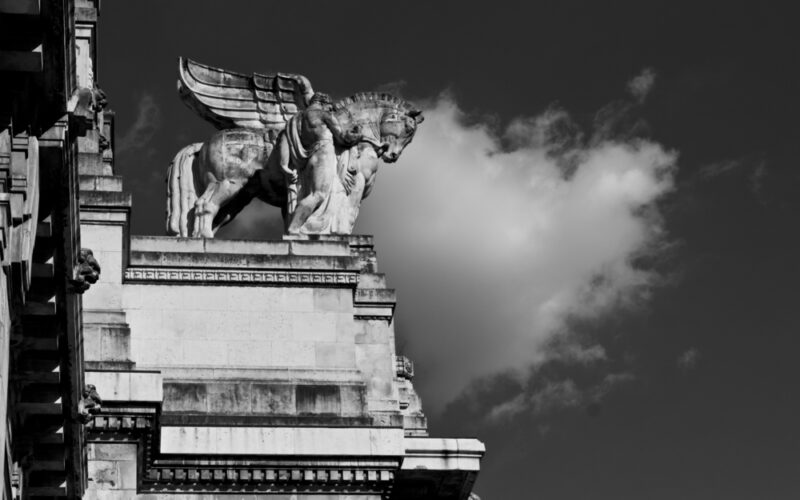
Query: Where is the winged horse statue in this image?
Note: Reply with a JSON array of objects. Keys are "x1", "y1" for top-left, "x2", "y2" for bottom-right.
[{"x1": 166, "y1": 58, "x2": 423, "y2": 238}]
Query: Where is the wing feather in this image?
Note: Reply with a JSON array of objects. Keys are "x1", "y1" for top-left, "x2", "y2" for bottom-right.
[{"x1": 177, "y1": 57, "x2": 314, "y2": 132}]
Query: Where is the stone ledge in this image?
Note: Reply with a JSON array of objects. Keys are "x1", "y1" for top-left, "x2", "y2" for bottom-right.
[
  {"x1": 128, "y1": 251, "x2": 360, "y2": 271},
  {"x1": 402, "y1": 437, "x2": 486, "y2": 472},
  {"x1": 354, "y1": 288, "x2": 396, "y2": 321},
  {"x1": 124, "y1": 267, "x2": 360, "y2": 287},
  {"x1": 86, "y1": 370, "x2": 163, "y2": 403},
  {"x1": 132, "y1": 236, "x2": 289, "y2": 255},
  {"x1": 355, "y1": 288, "x2": 397, "y2": 304},
  {"x1": 131, "y1": 236, "x2": 354, "y2": 257},
  {"x1": 152, "y1": 366, "x2": 364, "y2": 382},
  {"x1": 159, "y1": 426, "x2": 405, "y2": 456},
  {"x1": 80, "y1": 190, "x2": 132, "y2": 207},
  {"x1": 283, "y1": 234, "x2": 374, "y2": 248},
  {"x1": 79, "y1": 174, "x2": 124, "y2": 192},
  {"x1": 162, "y1": 380, "x2": 368, "y2": 417},
  {"x1": 159, "y1": 413, "x2": 402, "y2": 428}
]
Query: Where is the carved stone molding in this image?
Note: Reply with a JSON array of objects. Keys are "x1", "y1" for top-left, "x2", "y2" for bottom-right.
[
  {"x1": 396, "y1": 356, "x2": 415, "y2": 380},
  {"x1": 124, "y1": 267, "x2": 360, "y2": 287},
  {"x1": 87, "y1": 405, "x2": 401, "y2": 496},
  {"x1": 144, "y1": 465, "x2": 396, "y2": 495}
]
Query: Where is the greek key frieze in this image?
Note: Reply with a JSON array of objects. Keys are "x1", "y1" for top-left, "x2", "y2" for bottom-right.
[{"x1": 123, "y1": 267, "x2": 359, "y2": 286}]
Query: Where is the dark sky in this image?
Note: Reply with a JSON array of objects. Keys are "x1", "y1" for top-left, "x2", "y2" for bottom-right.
[{"x1": 97, "y1": 1, "x2": 800, "y2": 498}]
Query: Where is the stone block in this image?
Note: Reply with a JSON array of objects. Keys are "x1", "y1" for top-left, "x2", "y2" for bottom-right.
[
  {"x1": 203, "y1": 238, "x2": 290, "y2": 255},
  {"x1": 290, "y1": 312, "x2": 338, "y2": 342},
  {"x1": 250, "y1": 312, "x2": 292, "y2": 341},
  {"x1": 82, "y1": 223, "x2": 124, "y2": 253},
  {"x1": 84, "y1": 309, "x2": 127, "y2": 324},
  {"x1": 315, "y1": 342, "x2": 356, "y2": 368},
  {"x1": 91, "y1": 248, "x2": 123, "y2": 284},
  {"x1": 296, "y1": 385, "x2": 341, "y2": 415},
  {"x1": 87, "y1": 460, "x2": 117, "y2": 489},
  {"x1": 159, "y1": 426, "x2": 404, "y2": 456},
  {"x1": 402, "y1": 437, "x2": 486, "y2": 472},
  {"x1": 271, "y1": 341, "x2": 315, "y2": 367},
  {"x1": 87, "y1": 443, "x2": 137, "y2": 461},
  {"x1": 130, "y1": 236, "x2": 205, "y2": 253},
  {"x1": 313, "y1": 288, "x2": 353, "y2": 312},
  {"x1": 226, "y1": 341, "x2": 272, "y2": 368},
  {"x1": 131, "y1": 338, "x2": 182, "y2": 366},
  {"x1": 84, "y1": 282, "x2": 123, "y2": 309},
  {"x1": 128, "y1": 372, "x2": 164, "y2": 401},
  {"x1": 98, "y1": 324, "x2": 131, "y2": 361},
  {"x1": 289, "y1": 240, "x2": 350, "y2": 256},
  {"x1": 83, "y1": 325, "x2": 103, "y2": 360},
  {"x1": 182, "y1": 340, "x2": 229, "y2": 365},
  {"x1": 250, "y1": 383, "x2": 295, "y2": 414},
  {"x1": 163, "y1": 383, "x2": 207, "y2": 412},
  {"x1": 80, "y1": 191, "x2": 132, "y2": 208},
  {"x1": 340, "y1": 385, "x2": 367, "y2": 416},
  {"x1": 275, "y1": 288, "x2": 315, "y2": 313},
  {"x1": 86, "y1": 371, "x2": 163, "y2": 402},
  {"x1": 358, "y1": 272, "x2": 388, "y2": 288},
  {"x1": 116, "y1": 460, "x2": 138, "y2": 490},
  {"x1": 206, "y1": 382, "x2": 251, "y2": 413},
  {"x1": 84, "y1": 490, "x2": 138, "y2": 500},
  {"x1": 79, "y1": 175, "x2": 123, "y2": 192},
  {"x1": 353, "y1": 319, "x2": 393, "y2": 345}
]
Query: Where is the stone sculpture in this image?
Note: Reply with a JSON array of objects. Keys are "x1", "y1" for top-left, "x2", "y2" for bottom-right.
[
  {"x1": 166, "y1": 58, "x2": 423, "y2": 238},
  {"x1": 77, "y1": 384, "x2": 102, "y2": 424},
  {"x1": 69, "y1": 248, "x2": 101, "y2": 294}
]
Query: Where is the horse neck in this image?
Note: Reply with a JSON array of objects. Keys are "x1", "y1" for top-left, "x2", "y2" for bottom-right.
[{"x1": 341, "y1": 103, "x2": 395, "y2": 140}]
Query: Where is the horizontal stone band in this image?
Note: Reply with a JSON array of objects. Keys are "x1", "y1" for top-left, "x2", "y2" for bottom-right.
[
  {"x1": 145, "y1": 467, "x2": 394, "y2": 485},
  {"x1": 124, "y1": 267, "x2": 359, "y2": 286}
]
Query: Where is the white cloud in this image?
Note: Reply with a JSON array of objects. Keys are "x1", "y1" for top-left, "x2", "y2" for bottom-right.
[
  {"x1": 627, "y1": 68, "x2": 657, "y2": 103},
  {"x1": 117, "y1": 93, "x2": 161, "y2": 154},
  {"x1": 697, "y1": 159, "x2": 743, "y2": 180},
  {"x1": 677, "y1": 347, "x2": 700, "y2": 371},
  {"x1": 749, "y1": 161, "x2": 767, "y2": 202},
  {"x1": 486, "y1": 372, "x2": 636, "y2": 422},
  {"x1": 355, "y1": 92, "x2": 677, "y2": 414}
]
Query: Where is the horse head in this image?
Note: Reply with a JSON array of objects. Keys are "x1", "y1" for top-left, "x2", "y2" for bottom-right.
[
  {"x1": 377, "y1": 106, "x2": 424, "y2": 163},
  {"x1": 335, "y1": 93, "x2": 424, "y2": 163}
]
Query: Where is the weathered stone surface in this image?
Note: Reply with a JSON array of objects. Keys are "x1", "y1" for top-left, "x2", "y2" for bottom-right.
[
  {"x1": 162, "y1": 381, "x2": 366, "y2": 418},
  {"x1": 77, "y1": 177, "x2": 485, "y2": 497},
  {"x1": 85, "y1": 443, "x2": 138, "y2": 498},
  {"x1": 167, "y1": 58, "x2": 423, "y2": 238},
  {"x1": 159, "y1": 426, "x2": 404, "y2": 456},
  {"x1": 85, "y1": 371, "x2": 163, "y2": 402}
]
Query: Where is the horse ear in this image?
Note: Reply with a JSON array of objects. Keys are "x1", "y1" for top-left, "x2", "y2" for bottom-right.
[{"x1": 409, "y1": 109, "x2": 424, "y2": 124}]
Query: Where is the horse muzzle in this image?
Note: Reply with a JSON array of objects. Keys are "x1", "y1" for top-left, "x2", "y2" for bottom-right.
[{"x1": 381, "y1": 150, "x2": 399, "y2": 163}]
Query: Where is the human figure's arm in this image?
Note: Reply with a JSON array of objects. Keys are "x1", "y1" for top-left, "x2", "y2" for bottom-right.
[{"x1": 322, "y1": 113, "x2": 362, "y2": 147}]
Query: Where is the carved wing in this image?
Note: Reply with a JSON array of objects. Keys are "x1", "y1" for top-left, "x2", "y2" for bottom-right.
[{"x1": 177, "y1": 57, "x2": 314, "y2": 132}]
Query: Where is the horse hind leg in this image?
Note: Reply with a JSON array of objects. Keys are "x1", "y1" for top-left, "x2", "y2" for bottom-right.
[
  {"x1": 195, "y1": 179, "x2": 243, "y2": 238},
  {"x1": 192, "y1": 181, "x2": 218, "y2": 238},
  {"x1": 212, "y1": 175, "x2": 259, "y2": 230}
]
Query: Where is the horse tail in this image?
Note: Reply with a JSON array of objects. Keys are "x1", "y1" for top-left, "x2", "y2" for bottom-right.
[{"x1": 166, "y1": 142, "x2": 203, "y2": 236}]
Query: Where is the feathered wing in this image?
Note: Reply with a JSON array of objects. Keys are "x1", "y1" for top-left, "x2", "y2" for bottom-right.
[{"x1": 177, "y1": 57, "x2": 314, "y2": 133}]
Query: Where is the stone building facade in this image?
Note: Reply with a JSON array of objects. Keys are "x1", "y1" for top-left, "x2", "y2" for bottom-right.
[
  {"x1": 1, "y1": 2, "x2": 484, "y2": 499},
  {"x1": 1, "y1": 0, "x2": 103, "y2": 497}
]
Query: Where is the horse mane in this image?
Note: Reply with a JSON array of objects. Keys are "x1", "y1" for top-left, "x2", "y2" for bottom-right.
[{"x1": 333, "y1": 92, "x2": 419, "y2": 114}]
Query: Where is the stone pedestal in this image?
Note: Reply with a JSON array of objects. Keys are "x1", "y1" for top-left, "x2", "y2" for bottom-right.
[{"x1": 79, "y1": 193, "x2": 483, "y2": 499}]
